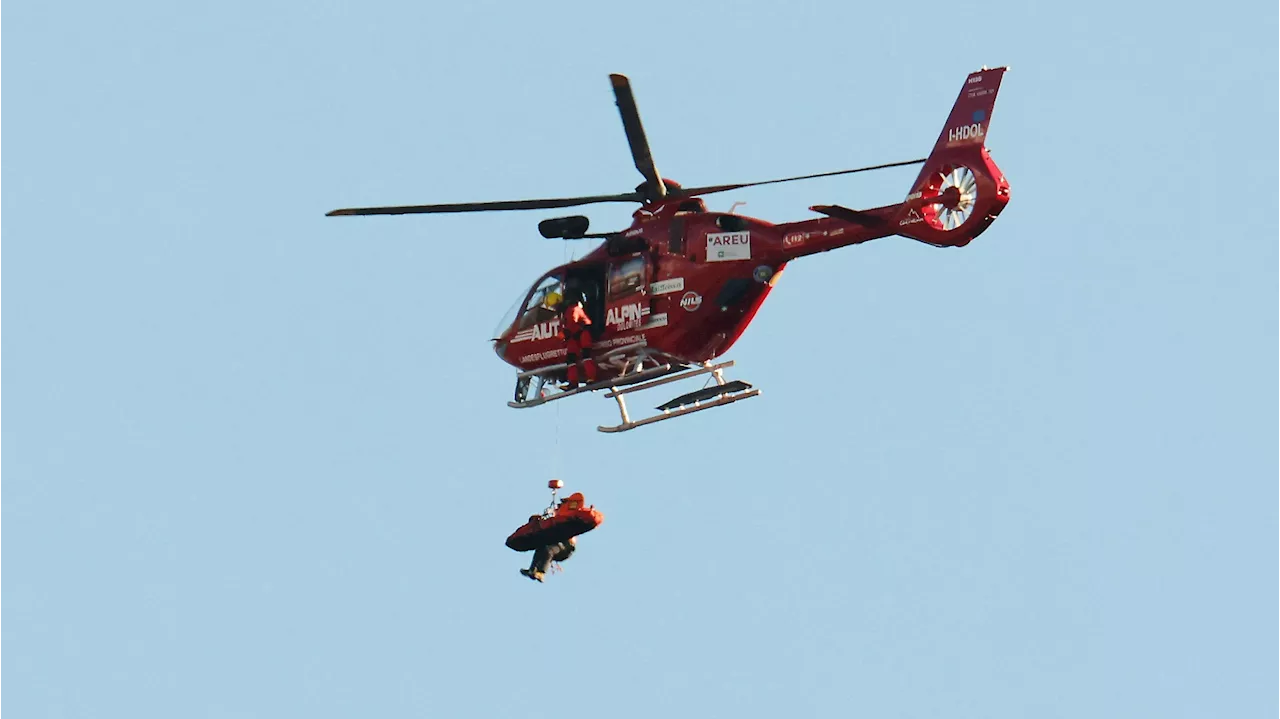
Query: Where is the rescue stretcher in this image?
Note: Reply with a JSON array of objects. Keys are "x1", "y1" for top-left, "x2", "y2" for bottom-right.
[
  {"x1": 507, "y1": 339, "x2": 760, "y2": 433},
  {"x1": 506, "y1": 492, "x2": 604, "y2": 552}
]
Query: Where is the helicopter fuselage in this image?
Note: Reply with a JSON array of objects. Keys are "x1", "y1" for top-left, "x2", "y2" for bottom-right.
[{"x1": 494, "y1": 126, "x2": 1010, "y2": 380}]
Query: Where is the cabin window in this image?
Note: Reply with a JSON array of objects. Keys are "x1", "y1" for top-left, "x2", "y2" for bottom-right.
[
  {"x1": 607, "y1": 255, "x2": 646, "y2": 301},
  {"x1": 669, "y1": 217, "x2": 686, "y2": 254}
]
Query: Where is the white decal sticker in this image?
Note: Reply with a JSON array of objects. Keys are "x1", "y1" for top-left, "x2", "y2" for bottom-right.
[
  {"x1": 606, "y1": 302, "x2": 650, "y2": 331},
  {"x1": 598, "y1": 333, "x2": 646, "y2": 349},
  {"x1": 520, "y1": 348, "x2": 568, "y2": 363},
  {"x1": 706, "y1": 231, "x2": 751, "y2": 262},
  {"x1": 947, "y1": 123, "x2": 984, "y2": 144},
  {"x1": 680, "y1": 291, "x2": 703, "y2": 312},
  {"x1": 643, "y1": 312, "x2": 668, "y2": 329},
  {"x1": 511, "y1": 318, "x2": 561, "y2": 344},
  {"x1": 649, "y1": 278, "x2": 685, "y2": 295},
  {"x1": 899, "y1": 209, "x2": 924, "y2": 226},
  {"x1": 783, "y1": 229, "x2": 828, "y2": 249}
]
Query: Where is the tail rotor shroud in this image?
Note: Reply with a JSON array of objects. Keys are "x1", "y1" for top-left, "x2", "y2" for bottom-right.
[{"x1": 922, "y1": 164, "x2": 979, "y2": 232}]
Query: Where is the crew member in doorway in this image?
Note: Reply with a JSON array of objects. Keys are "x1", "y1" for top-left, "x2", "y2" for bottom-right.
[{"x1": 554, "y1": 290, "x2": 598, "y2": 389}]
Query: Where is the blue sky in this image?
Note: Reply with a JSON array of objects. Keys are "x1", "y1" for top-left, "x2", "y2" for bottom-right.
[{"x1": 4, "y1": 0, "x2": 1277, "y2": 717}]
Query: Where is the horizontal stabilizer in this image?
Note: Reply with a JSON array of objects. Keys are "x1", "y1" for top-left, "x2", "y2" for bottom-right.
[{"x1": 810, "y1": 204, "x2": 885, "y2": 227}]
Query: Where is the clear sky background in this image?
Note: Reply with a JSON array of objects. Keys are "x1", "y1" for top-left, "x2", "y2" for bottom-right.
[{"x1": 4, "y1": 0, "x2": 1277, "y2": 716}]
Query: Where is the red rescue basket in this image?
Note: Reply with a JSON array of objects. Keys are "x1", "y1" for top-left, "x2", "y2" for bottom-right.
[{"x1": 506, "y1": 492, "x2": 604, "y2": 552}]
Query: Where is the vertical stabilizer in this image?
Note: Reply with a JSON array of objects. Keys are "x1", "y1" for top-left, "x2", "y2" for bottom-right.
[{"x1": 894, "y1": 67, "x2": 1011, "y2": 248}]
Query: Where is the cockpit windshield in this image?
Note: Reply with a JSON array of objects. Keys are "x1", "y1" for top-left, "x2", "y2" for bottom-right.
[{"x1": 492, "y1": 273, "x2": 565, "y2": 339}]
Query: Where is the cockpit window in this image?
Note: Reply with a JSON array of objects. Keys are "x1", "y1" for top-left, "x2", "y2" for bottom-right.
[
  {"x1": 493, "y1": 274, "x2": 564, "y2": 339},
  {"x1": 516, "y1": 274, "x2": 565, "y2": 330},
  {"x1": 493, "y1": 295, "x2": 524, "y2": 340},
  {"x1": 525, "y1": 275, "x2": 563, "y2": 311}
]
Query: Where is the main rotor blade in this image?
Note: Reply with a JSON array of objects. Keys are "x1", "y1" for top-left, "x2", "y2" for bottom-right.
[
  {"x1": 610, "y1": 74, "x2": 667, "y2": 203},
  {"x1": 677, "y1": 158, "x2": 928, "y2": 197},
  {"x1": 326, "y1": 192, "x2": 643, "y2": 217}
]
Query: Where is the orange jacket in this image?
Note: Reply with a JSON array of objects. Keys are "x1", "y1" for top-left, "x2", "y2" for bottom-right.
[{"x1": 562, "y1": 305, "x2": 591, "y2": 338}]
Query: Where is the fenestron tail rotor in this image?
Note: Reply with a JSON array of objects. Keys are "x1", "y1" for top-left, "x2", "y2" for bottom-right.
[{"x1": 921, "y1": 164, "x2": 979, "y2": 231}]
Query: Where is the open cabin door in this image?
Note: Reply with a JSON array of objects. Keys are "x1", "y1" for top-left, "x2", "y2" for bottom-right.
[{"x1": 564, "y1": 263, "x2": 606, "y2": 340}]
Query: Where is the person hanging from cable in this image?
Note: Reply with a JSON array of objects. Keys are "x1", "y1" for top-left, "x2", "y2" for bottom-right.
[
  {"x1": 548, "y1": 287, "x2": 598, "y2": 390},
  {"x1": 520, "y1": 480, "x2": 577, "y2": 582},
  {"x1": 521, "y1": 536, "x2": 577, "y2": 583},
  {"x1": 507, "y1": 480, "x2": 603, "y2": 583}
]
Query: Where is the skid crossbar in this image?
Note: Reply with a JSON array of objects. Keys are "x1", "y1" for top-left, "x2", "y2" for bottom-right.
[
  {"x1": 597, "y1": 360, "x2": 760, "y2": 433},
  {"x1": 508, "y1": 363, "x2": 676, "y2": 409}
]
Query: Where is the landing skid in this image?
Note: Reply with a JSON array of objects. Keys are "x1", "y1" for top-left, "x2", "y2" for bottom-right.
[
  {"x1": 507, "y1": 343, "x2": 760, "y2": 432},
  {"x1": 507, "y1": 341, "x2": 684, "y2": 410},
  {"x1": 508, "y1": 362, "x2": 683, "y2": 409},
  {"x1": 598, "y1": 360, "x2": 760, "y2": 433}
]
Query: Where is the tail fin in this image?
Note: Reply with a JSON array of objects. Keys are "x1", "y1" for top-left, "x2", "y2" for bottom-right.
[{"x1": 895, "y1": 67, "x2": 1011, "y2": 248}]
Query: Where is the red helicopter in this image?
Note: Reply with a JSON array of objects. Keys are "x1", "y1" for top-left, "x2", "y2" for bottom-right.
[{"x1": 328, "y1": 67, "x2": 1011, "y2": 432}]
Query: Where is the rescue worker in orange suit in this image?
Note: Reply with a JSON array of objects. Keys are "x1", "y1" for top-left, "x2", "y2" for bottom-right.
[
  {"x1": 520, "y1": 536, "x2": 577, "y2": 583},
  {"x1": 552, "y1": 290, "x2": 598, "y2": 389}
]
